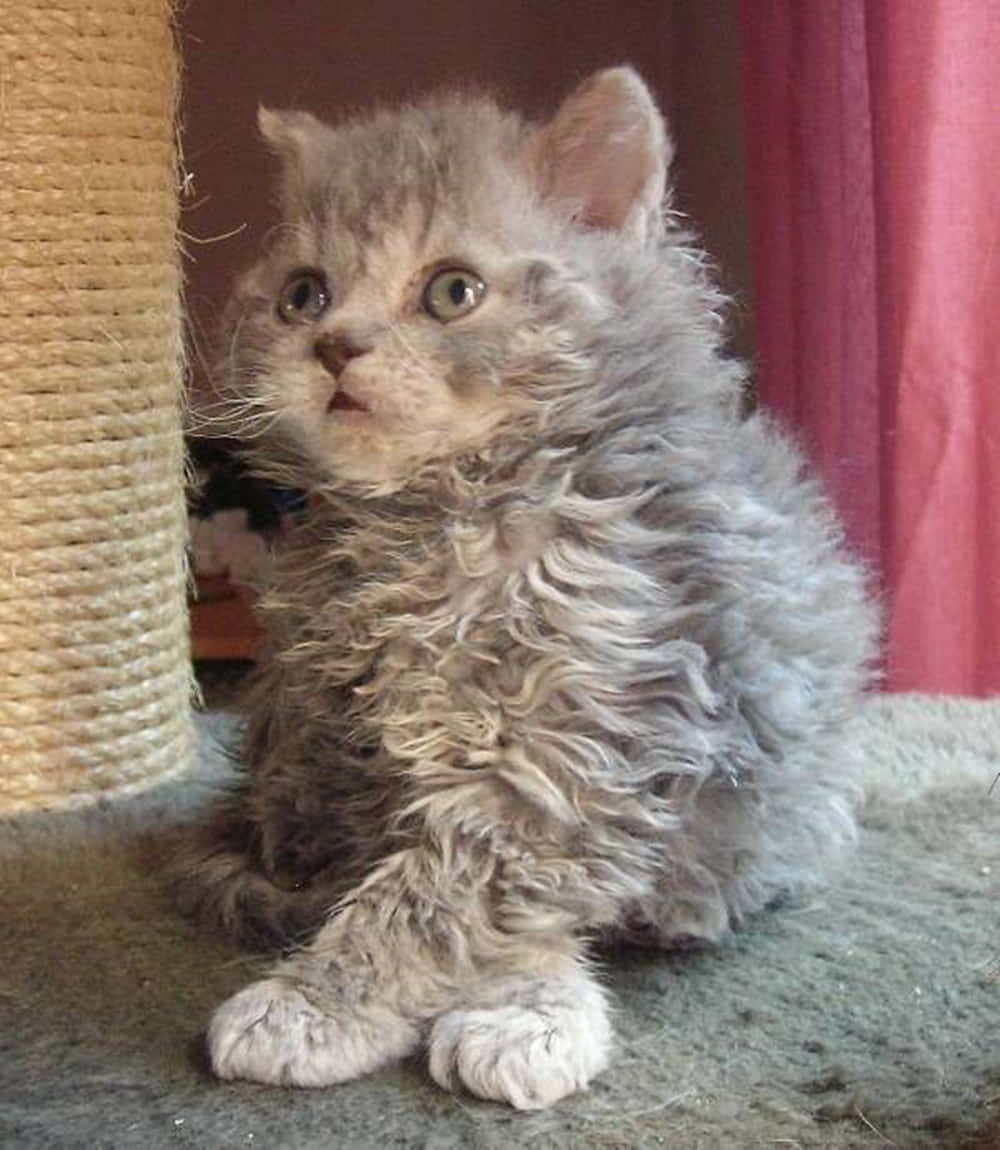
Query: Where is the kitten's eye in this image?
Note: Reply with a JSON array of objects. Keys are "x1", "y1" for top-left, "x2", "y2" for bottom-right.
[
  {"x1": 422, "y1": 267, "x2": 486, "y2": 322},
  {"x1": 277, "y1": 271, "x2": 330, "y2": 324}
]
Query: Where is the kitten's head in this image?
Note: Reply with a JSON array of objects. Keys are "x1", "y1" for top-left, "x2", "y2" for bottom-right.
[{"x1": 216, "y1": 68, "x2": 721, "y2": 496}]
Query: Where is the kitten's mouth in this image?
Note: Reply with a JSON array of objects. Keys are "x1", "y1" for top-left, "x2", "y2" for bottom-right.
[{"x1": 327, "y1": 388, "x2": 370, "y2": 414}]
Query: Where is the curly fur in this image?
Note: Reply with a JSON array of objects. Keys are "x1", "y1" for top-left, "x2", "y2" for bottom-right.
[{"x1": 177, "y1": 68, "x2": 879, "y2": 1107}]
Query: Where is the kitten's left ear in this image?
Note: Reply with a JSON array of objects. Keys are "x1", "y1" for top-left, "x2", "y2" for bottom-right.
[{"x1": 527, "y1": 67, "x2": 672, "y2": 242}]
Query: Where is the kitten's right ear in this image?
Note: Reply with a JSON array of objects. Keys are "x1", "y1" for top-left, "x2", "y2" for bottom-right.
[
  {"x1": 258, "y1": 107, "x2": 328, "y2": 160},
  {"x1": 257, "y1": 107, "x2": 332, "y2": 212}
]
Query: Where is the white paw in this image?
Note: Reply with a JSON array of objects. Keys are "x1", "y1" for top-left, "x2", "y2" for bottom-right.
[
  {"x1": 207, "y1": 977, "x2": 418, "y2": 1087},
  {"x1": 427, "y1": 983, "x2": 612, "y2": 1109}
]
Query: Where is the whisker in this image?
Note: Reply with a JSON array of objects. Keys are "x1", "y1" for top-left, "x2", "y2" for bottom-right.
[{"x1": 385, "y1": 318, "x2": 438, "y2": 383}]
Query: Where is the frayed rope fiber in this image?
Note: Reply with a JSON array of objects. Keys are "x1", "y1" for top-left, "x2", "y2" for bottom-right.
[{"x1": 0, "y1": 2, "x2": 194, "y2": 813}]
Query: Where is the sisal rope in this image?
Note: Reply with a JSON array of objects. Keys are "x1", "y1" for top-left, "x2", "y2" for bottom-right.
[{"x1": 0, "y1": 1, "x2": 194, "y2": 813}]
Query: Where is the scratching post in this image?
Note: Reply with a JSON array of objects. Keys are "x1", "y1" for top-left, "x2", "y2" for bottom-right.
[{"x1": 0, "y1": 2, "x2": 194, "y2": 812}]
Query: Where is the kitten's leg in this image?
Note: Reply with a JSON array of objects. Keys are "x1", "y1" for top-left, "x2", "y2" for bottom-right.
[
  {"x1": 206, "y1": 847, "x2": 611, "y2": 1106},
  {"x1": 426, "y1": 966, "x2": 612, "y2": 1109},
  {"x1": 206, "y1": 852, "x2": 449, "y2": 1087},
  {"x1": 207, "y1": 969, "x2": 423, "y2": 1087}
]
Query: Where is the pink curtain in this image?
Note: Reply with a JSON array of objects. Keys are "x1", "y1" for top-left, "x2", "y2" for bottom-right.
[{"x1": 740, "y1": 1, "x2": 1000, "y2": 695}]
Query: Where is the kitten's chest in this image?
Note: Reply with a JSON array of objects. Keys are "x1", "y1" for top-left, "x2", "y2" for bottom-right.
[
  {"x1": 271, "y1": 502, "x2": 552, "y2": 712},
  {"x1": 268, "y1": 518, "x2": 459, "y2": 678}
]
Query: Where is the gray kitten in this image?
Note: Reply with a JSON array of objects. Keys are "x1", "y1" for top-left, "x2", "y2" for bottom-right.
[{"x1": 180, "y1": 68, "x2": 878, "y2": 1108}]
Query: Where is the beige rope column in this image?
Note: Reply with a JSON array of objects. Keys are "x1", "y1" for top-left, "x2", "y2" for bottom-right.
[{"x1": 0, "y1": 2, "x2": 194, "y2": 813}]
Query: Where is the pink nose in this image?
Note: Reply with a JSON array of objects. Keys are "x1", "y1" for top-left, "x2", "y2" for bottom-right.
[{"x1": 315, "y1": 335, "x2": 367, "y2": 378}]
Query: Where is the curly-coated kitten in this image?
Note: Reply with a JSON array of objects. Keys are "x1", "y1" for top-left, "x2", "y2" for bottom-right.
[{"x1": 179, "y1": 67, "x2": 878, "y2": 1108}]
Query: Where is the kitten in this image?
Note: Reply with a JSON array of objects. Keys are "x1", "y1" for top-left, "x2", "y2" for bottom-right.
[{"x1": 179, "y1": 67, "x2": 878, "y2": 1109}]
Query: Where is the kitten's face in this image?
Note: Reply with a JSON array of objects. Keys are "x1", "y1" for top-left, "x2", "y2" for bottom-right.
[
  {"x1": 221, "y1": 71, "x2": 670, "y2": 494},
  {"x1": 229, "y1": 147, "x2": 545, "y2": 492}
]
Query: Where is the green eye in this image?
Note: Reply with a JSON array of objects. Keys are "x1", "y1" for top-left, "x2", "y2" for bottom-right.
[
  {"x1": 422, "y1": 266, "x2": 486, "y2": 322},
  {"x1": 277, "y1": 270, "x2": 329, "y2": 324}
]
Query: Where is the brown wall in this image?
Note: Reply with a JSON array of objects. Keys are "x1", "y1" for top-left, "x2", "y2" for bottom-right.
[
  {"x1": 178, "y1": 0, "x2": 751, "y2": 390},
  {"x1": 670, "y1": 0, "x2": 753, "y2": 359}
]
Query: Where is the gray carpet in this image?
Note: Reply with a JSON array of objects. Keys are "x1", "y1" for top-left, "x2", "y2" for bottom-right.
[{"x1": 1, "y1": 696, "x2": 997, "y2": 1149}]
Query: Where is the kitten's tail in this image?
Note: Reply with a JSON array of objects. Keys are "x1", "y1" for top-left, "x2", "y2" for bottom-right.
[{"x1": 163, "y1": 806, "x2": 331, "y2": 952}]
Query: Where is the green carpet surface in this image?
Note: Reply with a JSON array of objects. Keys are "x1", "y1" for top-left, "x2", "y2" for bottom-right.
[{"x1": 1, "y1": 698, "x2": 997, "y2": 1149}]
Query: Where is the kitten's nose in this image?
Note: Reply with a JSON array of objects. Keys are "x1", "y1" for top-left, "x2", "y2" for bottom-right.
[{"x1": 315, "y1": 334, "x2": 367, "y2": 378}]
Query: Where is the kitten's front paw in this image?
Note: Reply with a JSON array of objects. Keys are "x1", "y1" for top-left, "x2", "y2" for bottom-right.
[
  {"x1": 207, "y1": 977, "x2": 418, "y2": 1087},
  {"x1": 428, "y1": 990, "x2": 612, "y2": 1109}
]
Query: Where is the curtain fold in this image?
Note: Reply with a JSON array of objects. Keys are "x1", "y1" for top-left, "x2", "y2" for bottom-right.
[{"x1": 741, "y1": 0, "x2": 1000, "y2": 694}]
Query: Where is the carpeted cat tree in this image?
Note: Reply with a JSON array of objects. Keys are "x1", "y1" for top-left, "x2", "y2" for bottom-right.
[{"x1": 0, "y1": 0, "x2": 193, "y2": 814}]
